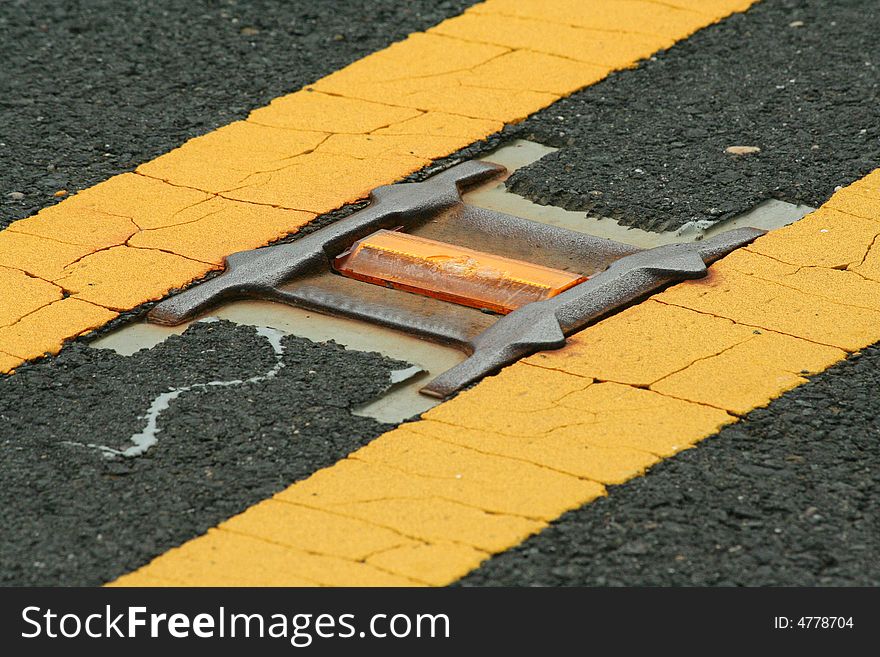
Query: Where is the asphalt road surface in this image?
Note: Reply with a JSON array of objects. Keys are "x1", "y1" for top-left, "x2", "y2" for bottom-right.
[
  {"x1": 0, "y1": 0, "x2": 478, "y2": 229},
  {"x1": 1, "y1": 0, "x2": 879, "y2": 586},
  {"x1": 508, "y1": 0, "x2": 880, "y2": 232},
  {"x1": 0, "y1": 320, "x2": 409, "y2": 586}
]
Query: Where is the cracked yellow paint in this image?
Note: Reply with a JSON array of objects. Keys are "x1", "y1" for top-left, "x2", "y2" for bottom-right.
[
  {"x1": 0, "y1": 230, "x2": 94, "y2": 280},
  {"x1": 421, "y1": 362, "x2": 738, "y2": 457},
  {"x1": 726, "y1": 248, "x2": 880, "y2": 313},
  {"x1": 1, "y1": 0, "x2": 754, "y2": 368},
  {"x1": 128, "y1": 198, "x2": 315, "y2": 266},
  {"x1": 652, "y1": 331, "x2": 846, "y2": 415},
  {"x1": 366, "y1": 542, "x2": 488, "y2": 587},
  {"x1": 852, "y1": 243, "x2": 880, "y2": 282},
  {"x1": 223, "y1": 150, "x2": 428, "y2": 212},
  {"x1": 350, "y1": 428, "x2": 604, "y2": 520},
  {"x1": 248, "y1": 89, "x2": 422, "y2": 133},
  {"x1": 457, "y1": 50, "x2": 609, "y2": 95},
  {"x1": 553, "y1": 382, "x2": 735, "y2": 453},
  {"x1": 318, "y1": 133, "x2": 455, "y2": 163},
  {"x1": 656, "y1": 264, "x2": 880, "y2": 352},
  {"x1": 470, "y1": 0, "x2": 713, "y2": 44},
  {"x1": 823, "y1": 184, "x2": 880, "y2": 221},
  {"x1": 746, "y1": 208, "x2": 879, "y2": 269},
  {"x1": 9, "y1": 201, "x2": 138, "y2": 250},
  {"x1": 218, "y1": 499, "x2": 413, "y2": 562},
  {"x1": 60, "y1": 172, "x2": 214, "y2": 231},
  {"x1": 413, "y1": 417, "x2": 662, "y2": 484},
  {"x1": 372, "y1": 112, "x2": 503, "y2": 138},
  {"x1": 107, "y1": 529, "x2": 418, "y2": 587},
  {"x1": 0, "y1": 266, "x2": 63, "y2": 328},
  {"x1": 0, "y1": 351, "x2": 20, "y2": 374},
  {"x1": 303, "y1": 496, "x2": 542, "y2": 555},
  {"x1": 316, "y1": 78, "x2": 559, "y2": 123},
  {"x1": 316, "y1": 32, "x2": 509, "y2": 86},
  {"x1": 0, "y1": 298, "x2": 116, "y2": 361},
  {"x1": 430, "y1": 13, "x2": 660, "y2": 67},
  {"x1": 524, "y1": 300, "x2": 755, "y2": 386},
  {"x1": 138, "y1": 121, "x2": 329, "y2": 194},
  {"x1": 54, "y1": 246, "x2": 212, "y2": 311}
]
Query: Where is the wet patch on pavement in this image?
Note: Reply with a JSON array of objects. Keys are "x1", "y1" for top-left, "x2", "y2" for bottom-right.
[
  {"x1": 90, "y1": 299, "x2": 465, "y2": 424},
  {"x1": 460, "y1": 344, "x2": 880, "y2": 587},
  {"x1": 0, "y1": 320, "x2": 409, "y2": 585},
  {"x1": 507, "y1": 0, "x2": 880, "y2": 232}
]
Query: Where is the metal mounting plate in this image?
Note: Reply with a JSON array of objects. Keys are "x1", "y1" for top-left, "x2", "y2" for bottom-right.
[{"x1": 148, "y1": 161, "x2": 763, "y2": 398}]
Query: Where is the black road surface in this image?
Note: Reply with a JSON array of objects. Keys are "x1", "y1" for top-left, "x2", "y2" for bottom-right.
[
  {"x1": 0, "y1": 321, "x2": 409, "y2": 586},
  {"x1": 2, "y1": 0, "x2": 880, "y2": 586},
  {"x1": 508, "y1": 0, "x2": 880, "y2": 232},
  {"x1": 0, "y1": 0, "x2": 477, "y2": 229}
]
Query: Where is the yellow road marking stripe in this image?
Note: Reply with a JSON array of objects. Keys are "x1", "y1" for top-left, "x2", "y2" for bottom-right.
[
  {"x1": 113, "y1": 167, "x2": 880, "y2": 587},
  {"x1": 0, "y1": 0, "x2": 754, "y2": 370}
]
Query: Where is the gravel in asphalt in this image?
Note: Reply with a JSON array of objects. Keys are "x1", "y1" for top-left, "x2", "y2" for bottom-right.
[
  {"x1": 507, "y1": 0, "x2": 880, "y2": 232},
  {"x1": 0, "y1": 0, "x2": 477, "y2": 229},
  {"x1": 3, "y1": 0, "x2": 880, "y2": 587},
  {"x1": 0, "y1": 320, "x2": 408, "y2": 586}
]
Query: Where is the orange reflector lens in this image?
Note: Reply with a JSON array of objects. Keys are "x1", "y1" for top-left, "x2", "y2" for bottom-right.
[{"x1": 334, "y1": 230, "x2": 587, "y2": 314}]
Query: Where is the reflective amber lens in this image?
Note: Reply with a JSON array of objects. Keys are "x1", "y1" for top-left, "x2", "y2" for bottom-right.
[{"x1": 334, "y1": 230, "x2": 587, "y2": 314}]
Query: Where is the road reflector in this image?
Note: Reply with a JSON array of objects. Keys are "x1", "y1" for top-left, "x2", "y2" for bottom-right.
[{"x1": 333, "y1": 229, "x2": 586, "y2": 314}]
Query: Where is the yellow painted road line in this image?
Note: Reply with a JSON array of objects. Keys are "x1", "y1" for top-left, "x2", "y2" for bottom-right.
[
  {"x1": 0, "y1": 0, "x2": 755, "y2": 370},
  {"x1": 112, "y1": 171, "x2": 880, "y2": 587}
]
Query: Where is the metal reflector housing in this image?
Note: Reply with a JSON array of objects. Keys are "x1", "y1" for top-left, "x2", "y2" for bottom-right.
[{"x1": 333, "y1": 229, "x2": 587, "y2": 314}]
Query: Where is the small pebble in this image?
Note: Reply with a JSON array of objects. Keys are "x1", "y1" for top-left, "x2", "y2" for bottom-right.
[
  {"x1": 7, "y1": 191, "x2": 24, "y2": 200},
  {"x1": 53, "y1": 189, "x2": 68, "y2": 197},
  {"x1": 725, "y1": 145, "x2": 761, "y2": 155}
]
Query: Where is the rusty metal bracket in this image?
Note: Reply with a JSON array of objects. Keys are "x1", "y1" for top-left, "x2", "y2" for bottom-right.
[{"x1": 148, "y1": 160, "x2": 763, "y2": 398}]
